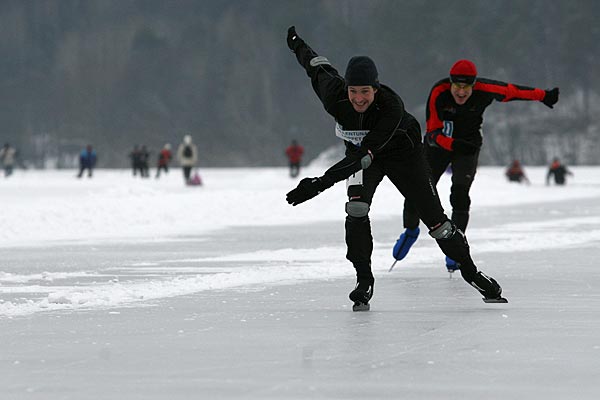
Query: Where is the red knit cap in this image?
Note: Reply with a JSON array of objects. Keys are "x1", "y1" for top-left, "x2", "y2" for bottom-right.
[{"x1": 449, "y1": 59, "x2": 477, "y2": 84}]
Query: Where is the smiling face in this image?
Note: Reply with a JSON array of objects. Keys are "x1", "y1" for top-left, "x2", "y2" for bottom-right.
[
  {"x1": 347, "y1": 85, "x2": 377, "y2": 113},
  {"x1": 450, "y1": 82, "x2": 473, "y2": 105}
]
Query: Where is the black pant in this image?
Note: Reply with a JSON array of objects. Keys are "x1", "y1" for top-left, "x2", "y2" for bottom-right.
[
  {"x1": 183, "y1": 166, "x2": 192, "y2": 181},
  {"x1": 78, "y1": 166, "x2": 93, "y2": 178},
  {"x1": 346, "y1": 144, "x2": 480, "y2": 284},
  {"x1": 404, "y1": 146, "x2": 479, "y2": 232}
]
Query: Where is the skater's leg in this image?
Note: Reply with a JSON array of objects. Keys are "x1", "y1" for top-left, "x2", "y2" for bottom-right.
[
  {"x1": 388, "y1": 147, "x2": 503, "y2": 299},
  {"x1": 429, "y1": 220, "x2": 502, "y2": 299},
  {"x1": 448, "y1": 150, "x2": 479, "y2": 232},
  {"x1": 345, "y1": 164, "x2": 384, "y2": 305},
  {"x1": 393, "y1": 146, "x2": 450, "y2": 261}
]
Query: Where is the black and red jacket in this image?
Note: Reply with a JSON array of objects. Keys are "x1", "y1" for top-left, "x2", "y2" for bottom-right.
[{"x1": 426, "y1": 77, "x2": 546, "y2": 150}]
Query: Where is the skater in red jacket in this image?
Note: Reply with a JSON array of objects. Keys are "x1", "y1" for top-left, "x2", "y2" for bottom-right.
[{"x1": 393, "y1": 59, "x2": 559, "y2": 273}]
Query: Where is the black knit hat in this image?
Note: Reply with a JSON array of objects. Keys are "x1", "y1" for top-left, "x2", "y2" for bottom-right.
[{"x1": 344, "y1": 56, "x2": 380, "y2": 88}]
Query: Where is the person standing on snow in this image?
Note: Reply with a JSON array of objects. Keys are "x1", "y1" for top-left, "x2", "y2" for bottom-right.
[
  {"x1": 0, "y1": 143, "x2": 17, "y2": 177},
  {"x1": 285, "y1": 26, "x2": 506, "y2": 310},
  {"x1": 177, "y1": 134, "x2": 198, "y2": 183},
  {"x1": 155, "y1": 143, "x2": 172, "y2": 178},
  {"x1": 394, "y1": 59, "x2": 559, "y2": 273},
  {"x1": 129, "y1": 145, "x2": 142, "y2": 176},
  {"x1": 77, "y1": 145, "x2": 97, "y2": 178},
  {"x1": 138, "y1": 145, "x2": 150, "y2": 178},
  {"x1": 285, "y1": 140, "x2": 304, "y2": 178},
  {"x1": 546, "y1": 157, "x2": 573, "y2": 185}
]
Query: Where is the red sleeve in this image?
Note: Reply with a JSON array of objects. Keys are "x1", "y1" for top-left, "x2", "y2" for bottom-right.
[
  {"x1": 425, "y1": 82, "x2": 451, "y2": 134},
  {"x1": 475, "y1": 79, "x2": 545, "y2": 102}
]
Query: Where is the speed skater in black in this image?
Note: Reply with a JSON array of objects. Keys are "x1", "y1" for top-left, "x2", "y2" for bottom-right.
[
  {"x1": 285, "y1": 27, "x2": 506, "y2": 309},
  {"x1": 393, "y1": 59, "x2": 559, "y2": 273}
]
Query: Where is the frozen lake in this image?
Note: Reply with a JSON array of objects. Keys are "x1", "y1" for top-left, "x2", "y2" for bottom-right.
[{"x1": 1, "y1": 166, "x2": 599, "y2": 399}]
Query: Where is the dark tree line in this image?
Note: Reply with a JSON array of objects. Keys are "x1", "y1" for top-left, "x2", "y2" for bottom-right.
[{"x1": 0, "y1": 0, "x2": 598, "y2": 167}]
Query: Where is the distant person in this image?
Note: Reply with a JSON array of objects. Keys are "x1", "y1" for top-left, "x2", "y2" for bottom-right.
[
  {"x1": 505, "y1": 159, "x2": 530, "y2": 184},
  {"x1": 0, "y1": 143, "x2": 17, "y2": 177},
  {"x1": 129, "y1": 145, "x2": 143, "y2": 176},
  {"x1": 156, "y1": 143, "x2": 172, "y2": 178},
  {"x1": 395, "y1": 59, "x2": 560, "y2": 273},
  {"x1": 285, "y1": 140, "x2": 304, "y2": 177},
  {"x1": 177, "y1": 134, "x2": 198, "y2": 183},
  {"x1": 139, "y1": 145, "x2": 150, "y2": 178},
  {"x1": 285, "y1": 26, "x2": 506, "y2": 310},
  {"x1": 77, "y1": 145, "x2": 97, "y2": 178},
  {"x1": 546, "y1": 158, "x2": 573, "y2": 185}
]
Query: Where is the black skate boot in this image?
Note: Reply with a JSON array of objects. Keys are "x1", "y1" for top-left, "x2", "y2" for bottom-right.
[
  {"x1": 349, "y1": 280, "x2": 374, "y2": 311},
  {"x1": 470, "y1": 272, "x2": 508, "y2": 303}
]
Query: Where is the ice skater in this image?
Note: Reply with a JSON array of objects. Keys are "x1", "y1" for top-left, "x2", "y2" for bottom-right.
[
  {"x1": 285, "y1": 26, "x2": 506, "y2": 311},
  {"x1": 546, "y1": 157, "x2": 573, "y2": 185},
  {"x1": 394, "y1": 59, "x2": 559, "y2": 273}
]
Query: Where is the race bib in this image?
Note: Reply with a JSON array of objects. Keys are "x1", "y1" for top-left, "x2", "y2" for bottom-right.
[
  {"x1": 346, "y1": 170, "x2": 363, "y2": 188},
  {"x1": 442, "y1": 120, "x2": 454, "y2": 137},
  {"x1": 335, "y1": 123, "x2": 369, "y2": 146}
]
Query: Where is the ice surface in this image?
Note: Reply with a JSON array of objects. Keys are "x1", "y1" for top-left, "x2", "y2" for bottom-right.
[{"x1": 1, "y1": 167, "x2": 599, "y2": 399}]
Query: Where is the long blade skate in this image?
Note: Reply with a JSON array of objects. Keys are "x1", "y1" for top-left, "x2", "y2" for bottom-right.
[
  {"x1": 482, "y1": 296, "x2": 508, "y2": 303},
  {"x1": 352, "y1": 302, "x2": 370, "y2": 311},
  {"x1": 388, "y1": 260, "x2": 398, "y2": 272}
]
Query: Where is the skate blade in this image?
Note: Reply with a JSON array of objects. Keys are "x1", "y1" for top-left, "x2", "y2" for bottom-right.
[
  {"x1": 482, "y1": 297, "x2": 508, "y2": 304},
  {"x1": 352, "y1": 302, "x2": 370, "y2": 312}
]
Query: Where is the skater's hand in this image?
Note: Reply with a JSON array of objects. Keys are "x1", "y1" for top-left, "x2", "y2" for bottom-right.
[
  {"x1": 287, "y1": 26, "x2": 302, "y2": 52},
  {"x1": 451, "y1": 139, "x2": 478, "y2": 155},
  {"x1": 286, "y1": 176, "x2": 332, "y2": 206},
  {"x1": 542, "y1": 87, "x2": 559, "y2": 108},
  {"x1": 425, "y1": 130, "x2": 452, "y2": 151}
]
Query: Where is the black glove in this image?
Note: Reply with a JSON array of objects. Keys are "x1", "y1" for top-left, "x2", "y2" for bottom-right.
[
  {"x1": 451, "y1": 139, "x2": 478, "y2": 155},
  {"x1": 542, "y1": 87, "x2": 559, "y2": 109},
  {"x1": 287, "y1": 26, "x2": 301, "y2": 52},
  {"x1": 286, "y1": 176, "x2": 333, "y2": 206}
]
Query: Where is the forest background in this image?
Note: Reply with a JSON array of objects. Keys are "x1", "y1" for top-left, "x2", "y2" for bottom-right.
[{"x1": 1, "y1": 0, "x2": 598, "y2": 168}]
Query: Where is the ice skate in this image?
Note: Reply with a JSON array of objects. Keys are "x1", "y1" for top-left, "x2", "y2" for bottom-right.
[
  {"x1": 470, "y1": 272, "x2": 508, "y2": 303},
  {"x1": 392, "y1": 227, "x2": 420, "y2": 261},
  {"x1": 349, "y1": 280, "x2": 373, "y2": 312},
  {"x1": 445, "y1": 256, "x2": 460, "y2": 277}
]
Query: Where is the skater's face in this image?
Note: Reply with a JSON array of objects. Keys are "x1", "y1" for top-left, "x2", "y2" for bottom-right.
[
  {"x1": 450, "y1": 82, "x2": 473, "y2": 105},
  {"x1": 347, "y1": 85, "x2": 377, "y2": 113}
]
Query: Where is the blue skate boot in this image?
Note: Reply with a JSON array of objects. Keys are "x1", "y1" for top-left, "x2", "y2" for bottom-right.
[
  {"x1": 390, "y1": 227, "x2": 420, "y2": 271},
  {"x1": 445, "y1": 256, "x2": 461, "y2": 276}
]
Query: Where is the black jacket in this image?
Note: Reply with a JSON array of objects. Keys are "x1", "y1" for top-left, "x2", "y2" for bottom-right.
[{"x1": 293, "y1": 39, "x2": 421, "y2": 184}]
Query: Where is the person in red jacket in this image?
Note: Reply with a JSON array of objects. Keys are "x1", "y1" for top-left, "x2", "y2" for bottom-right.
[
  {"x1": 285, "y1": 140, "x2": 304, "y2": 177},
  {"x1": 393, "y1": 59, "x2": 559, "y2": 273},
  {"x1": 155, "y1": 143, "x2": 172, "y2": 178},
  {"x1": 505, "y1": 159, "x2": 530, "y2": 184}
]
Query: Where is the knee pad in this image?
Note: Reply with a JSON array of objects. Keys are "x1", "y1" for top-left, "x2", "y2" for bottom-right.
[
  {"x1": 450, "y1": 184, "x2": 471, "y2": 211},
  {"x1": 428, "y1": 220, "x2": 456, "y2": 240},
  {"x1": 346, "y1": 201, "x2": 370, "y2": 218}
]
